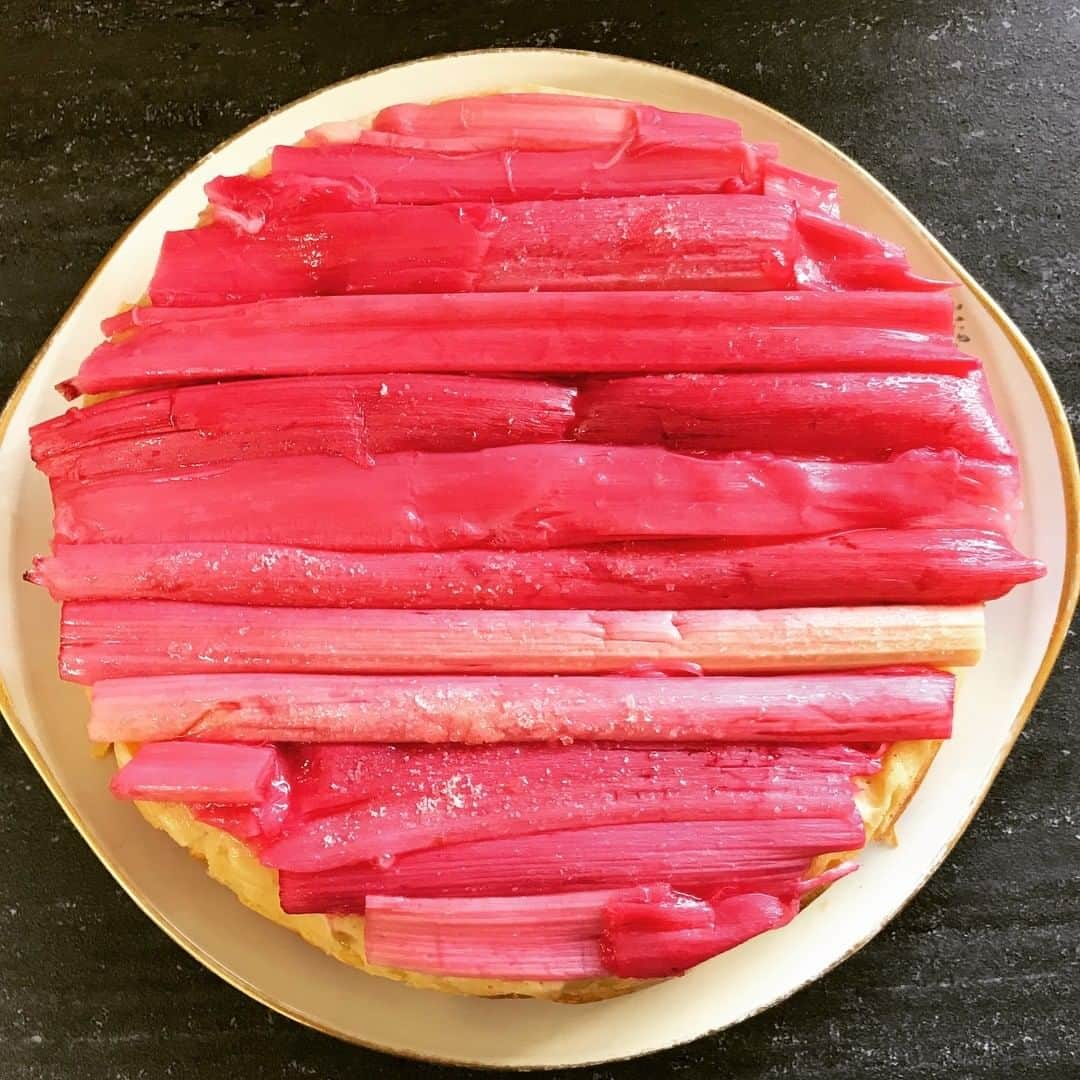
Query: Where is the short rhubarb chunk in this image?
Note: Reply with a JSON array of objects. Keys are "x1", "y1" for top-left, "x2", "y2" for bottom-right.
[
  {"x1": 85, "y1": 670, "x2": 955, "y2": 745},
  {"x1": 59, "y1": 601, "x2": 985, "y2": 683},
  {"x1": 28, "y1": 530, "x2": 1044, "y2": 608},
  {"x1": 109, "y1": 741, "x2": 278, "y2": 804}
]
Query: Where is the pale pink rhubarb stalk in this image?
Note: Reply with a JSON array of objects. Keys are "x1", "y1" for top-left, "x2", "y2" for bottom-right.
[
  {"x1": 277, "y1": 818, "x2": 866, "y2": 914},
  {"x1": 70, "y1": 291, "x2": 970, "y2": 397},
  {"x1": 255, "y1": 742, "x2": 866, "y2": 869},
  {"x1": 59, "y1": 601, "x2": 985, "y2": 683},
  {"x1": 363, "y1": 891, "x2": 612, "y2": 980},
  {"x1": 31, "y1": 374, "x2": 575, "y2": 480},
  {"x1": 28, "y1": 530, "x2": 1042, "y2": 609},
  {"x1": 573, "y1": 370, "x2": 1016, "y2": 460},
  {"x1": 147, "y1": 197, "x2": 805, "y2": 304},
  {"x1": 85, "y1": 669, "x2": 955, "y2": 745},
  {"x1": 369, "y1": 93, "x2": 743, "y2": 150},
  {"x1": 49, "y1": 448, "x2": 1019, "y2": 549},
  {"x1": 109, "y1": 741, "x2": 278, "y2": 804}
]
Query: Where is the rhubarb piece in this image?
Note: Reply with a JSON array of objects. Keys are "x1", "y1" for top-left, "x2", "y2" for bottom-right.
[
  {"x1": 109, "y1": 741, "x2": 278, "y2": 804},
  {"x1": 796, "y1": 209, "x2": 952, "y2": 291},
  {"x1": 50, "y1": 448, "x2": 1018, "y2": 549},
  {"x1": 59, "y1": 601, "x2": 985, "y2": 683},
  {"x1": 277, "y1": 818, "x2": 866, "y2": 914},
  {"x1": 573, "y1": 371, "x2": 1017, "y2": 460},
  {"x1": 370, "y1": 93, "x2": 743, "y2": 150},
  {"x1": 280, "y1": 742, "x2": 881, "y2": 818},
  {"x1": 85, "y1": 669, "x2": 954, "y2": 745},
  {"x1": 229, "y1": 139, "x2": 766, "y2": 219},
  {"x1": 258, "y1": 743, "x2": 865, "y2": 870},
  {"x1": 29, "y1": 529, "x2": 1042, "y2": 608},
  {"x1": 363, "y1": 891, "x2": 611, "y2": 980},
  {"x1": 205, "y1": 173, "x2": 377, "y2": 233},
  {"x1": 762, "y1": 161, "x2": 840, "y2": 217},
  {"x1": 68, "y1": 291, "x2": 970, "y2": 397},
  {"x1": 31, "y1": 375, "x2": 575, "y2": 480},
  {"x1": 147, "y1": 197, "x2": 803, "y2": 304},
  {"x1": 599, "y1": 886, "x2": 796, "y2": 977}
]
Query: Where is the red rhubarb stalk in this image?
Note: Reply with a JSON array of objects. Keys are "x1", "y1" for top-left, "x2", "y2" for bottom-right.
[
  {"x1": 599, "y1": 886, "x2": 798, "y2": 978},
  {"x1": 58, "y1": 601, "x2": 985, "y2": 683},
  {"x1": 69, "y1": 291, "x2": 969, "y2": 397},
  {"x1": 277, "y1": 819, "x2": 863, "y2": 915},
  {"x1": 85, "y1": 670, "x2": 955, "y2": 745},
  {"x1": 147, "y1": 197, "x2": 805, "y2": 304},
  {"x1": 49, "y1": 447, "x2": 1019, "y2": 549},
  {"x1": 29, "y1": 530, "x2": 1042, "y2": 609},
  {"x1": 573, "y1": 370, "x2": 1016, "y2": 460},
  {"x1": 257, "y1": 746, "x2": 865, "y2": 870},
  {"x1": 234, "y1": 140, "x2": 767, "y2": 217},
  {"x1": 31, "y1": 374, "x2": 575, "y2": 480},
  {"x1": 109, "y1": 741, "x2": 279, "y2": 804}
]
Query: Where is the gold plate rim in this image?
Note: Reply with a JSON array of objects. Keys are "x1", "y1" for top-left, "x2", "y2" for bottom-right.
[{"x1": 1, "y1": 46, "x2": 1077, "y2": 1068}]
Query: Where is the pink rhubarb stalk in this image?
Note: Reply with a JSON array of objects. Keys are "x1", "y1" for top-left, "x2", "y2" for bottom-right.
[
  {"x1": 573, "y1": 370, "x2": 1016, "y2": 460},
  {"x1": 762, "y1": 161, "x2": 840, "y2": 216},
  {"x1": 70, "y1": 290, "x2": 970, "y2": 397},
  {"x1": 49, "y1": 447, "x2": 1019, "y2": 549},
  {"x1": 28, "y1": 530, "x2": 1043, "y2": 609},
  {"x1": 59, "y1": 600, "x2": 985, "y2": 683},
  {"x1": 109, "y1": 741, "x2": 279, "y2": 804},
  {"x1": 362, "y1": 891, "x2": 612, "y2": 980},
  {"x1": 369, "y1": 93, "x2": 743, "y2": 150},
  {"x1": 85, "y1": 669, "x2": 955, "y2": 745},
  {"x1": 256, "y1": 743, "x2": 866, "y2": 870},
  {"x1": 277, "y1": 818, "x2": 861, "y2": 914},
  {"x1": 31, "y1": 374, "x2": 575, "y2": 480}
]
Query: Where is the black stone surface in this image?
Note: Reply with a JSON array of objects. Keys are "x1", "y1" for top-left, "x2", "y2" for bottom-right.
[{"x1": 2, "y1": 2, "x2": 1077, "y2": 1077}]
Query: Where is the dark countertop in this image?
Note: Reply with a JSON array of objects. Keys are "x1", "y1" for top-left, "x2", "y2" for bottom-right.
[{"x1": 2, "y1": 2, "x2": 1077, "y2": 1077}]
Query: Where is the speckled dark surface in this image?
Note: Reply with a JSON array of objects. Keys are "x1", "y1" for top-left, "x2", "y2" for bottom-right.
[{"x1": 2, "y1": 2, "x2": 1078, "y2": 1077}]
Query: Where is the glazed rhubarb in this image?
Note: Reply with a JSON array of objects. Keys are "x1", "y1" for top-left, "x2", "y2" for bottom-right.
[
  {"x1": 147, "y1": 194, "x2": 949, "y2": 306},
  {"x1": 109, "y1": 741, "x2": 279, "y2": 804},
  {"x1": 277, "y1": 819, "x2": 864, "y2": 914},
  {"x1": 363, "y1": 891, "x2": 611, "y2": 980},
  {"x1": 50, "y1": 447, "x2": 1019, "y2": 549},
  {"x1": 85, "y1": 669, "x2": 954, "y2": 744},
  {"x1": 31, "y1": 374, "x2": 575, "y2": 480},
  {"x1": 24, "y1": 86, "x2": 1048, "y2": 989},
  {"x1": 599, "y1": 887, "x2": 797, "y2": 978},
  {"x1": 29, "y1": 530, "x2": 1043, "y2": 609},
  {"x1": 234, "y1": 139, "x2": 768, "y2": 215},
  {"x1": 59, "y1": 602, "x2": 985, "y2": 683},
  {"x1": 574, "y1": 371, "x2": 1016, "y2": 460},
  {"x1": 68, "y1": 291, "x2": 971, "y2": 397},
  {"x1": 369, "y1": 93, "x2": 743, "y2": 150},
  {"x1": 257, "y1": 745, "x2": 866, "y2": 870}
]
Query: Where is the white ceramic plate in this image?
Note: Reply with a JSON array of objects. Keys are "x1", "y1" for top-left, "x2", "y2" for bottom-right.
[{"x1": 1, "y1": 49, "x2": 1077, "y2": 1069}]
